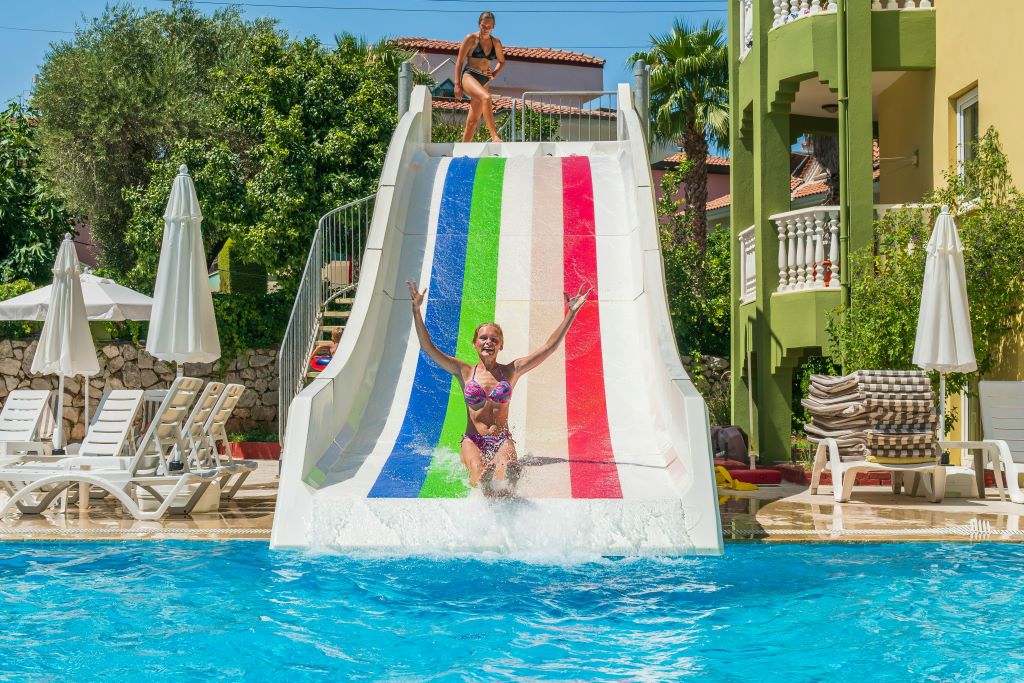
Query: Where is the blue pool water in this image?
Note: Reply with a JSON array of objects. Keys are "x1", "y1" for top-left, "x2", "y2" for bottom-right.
[{"x1": 1, "y1": 541, "x2": 1022, "y2": 681}]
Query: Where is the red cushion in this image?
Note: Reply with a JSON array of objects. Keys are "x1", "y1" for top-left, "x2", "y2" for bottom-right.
[
  {"x1": 714, "y1": 458, "x2": 748, "y2": 470},
  {"x1": 728, "y1": 468, "x2": 782, "y2": 485}
]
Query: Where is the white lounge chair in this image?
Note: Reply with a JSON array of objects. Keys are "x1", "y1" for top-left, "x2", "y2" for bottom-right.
[
  {"x1": 0, "y1": 390, "x2": 51, "y2": 457},
  {"x1": 0, "y1": 377, "x2": 218, "y2": 519},
  {"x1": 0, "y1": 390, "x2": 144, "y2": 468},
  {"x1": 202, "y1": 384, "x2": 258, "y2": 499},
  {"x1": 810, "y1": 437, "x2": 950, "y2": 503},
  {"x1": 941, "y1": 381, "x2": 1024, "y2": 505}
]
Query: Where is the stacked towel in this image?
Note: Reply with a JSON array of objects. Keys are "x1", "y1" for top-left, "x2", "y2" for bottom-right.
[{"x1": 802, "y1": 369, "x2": 938, "y2": 463}]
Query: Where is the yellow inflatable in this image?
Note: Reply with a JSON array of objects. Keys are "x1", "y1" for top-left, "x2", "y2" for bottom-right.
[{"x1": 715, "y1": 465, "x2": 759, "y2": 491}]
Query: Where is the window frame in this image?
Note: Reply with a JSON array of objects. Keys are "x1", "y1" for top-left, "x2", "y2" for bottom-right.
[{"x1": 955, "y1": 88, "x2": 979, "y2": 175}]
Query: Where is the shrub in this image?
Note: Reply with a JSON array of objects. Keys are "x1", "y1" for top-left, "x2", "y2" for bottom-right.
[{"x1": 218, "y1": 238, "x2": 267, "y2": 295}]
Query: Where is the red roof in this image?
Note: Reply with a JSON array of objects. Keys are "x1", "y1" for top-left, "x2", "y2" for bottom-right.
[
  {"x1": 657, "y1": 152, "x2": 730, "y2": 167},
  {"x1": 432, "y1": 94, "x2": 615, "y2": 118},
  {"x1": 393, "y1": 37, "x2": 605, "y2": 67}
]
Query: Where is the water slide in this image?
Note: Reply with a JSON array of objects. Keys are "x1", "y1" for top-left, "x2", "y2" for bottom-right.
[{"x1": 271, "y1": 85, "x2": 723, "y2": 555}]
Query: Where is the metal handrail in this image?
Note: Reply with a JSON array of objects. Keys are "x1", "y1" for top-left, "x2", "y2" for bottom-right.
[
  {"x1": 519, "y1": 90, "x2": 619, "y2": 143},
  {"x1": 278, "y1": 193, "x2": 375, "y2": 445}
]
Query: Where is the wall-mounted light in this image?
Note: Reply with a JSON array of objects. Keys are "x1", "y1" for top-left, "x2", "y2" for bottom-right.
[{"x1": 821, "y1": 103, "x2": 839, "y2": 114}]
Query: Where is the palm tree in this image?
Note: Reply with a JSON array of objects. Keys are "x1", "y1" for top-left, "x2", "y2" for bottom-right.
[{"x1": 629, "y1": 20, "x2": 728, "y2": 252}]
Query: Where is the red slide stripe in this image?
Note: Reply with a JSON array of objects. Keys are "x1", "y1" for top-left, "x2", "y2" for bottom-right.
[{"x1": 561, "y1": 156, "x2": 623, "y2": 499}]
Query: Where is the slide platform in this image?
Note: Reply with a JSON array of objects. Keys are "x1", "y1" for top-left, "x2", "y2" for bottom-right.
[{"x1": 271, "y1": 86, "x2": 723, "y2": 555}]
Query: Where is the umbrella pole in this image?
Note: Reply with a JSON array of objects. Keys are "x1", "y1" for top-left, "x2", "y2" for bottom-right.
[
  {"x1": 54, "y1": 375, "x2": 65, "y2": 454},
  {"x1": 939, "y1": 373, "x2": 946, "y2": 439},
  {"x1": 84, "y1": 377, "x2": 90, "y2": 431}
]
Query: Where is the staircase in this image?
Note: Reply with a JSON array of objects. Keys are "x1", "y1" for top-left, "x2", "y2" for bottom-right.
[
  {"x1": 278, "y1": 195, "x2": 375, "y2": 445},
  {"x1": 306, "y1": 296, "x2": 354, "y2": 380}
]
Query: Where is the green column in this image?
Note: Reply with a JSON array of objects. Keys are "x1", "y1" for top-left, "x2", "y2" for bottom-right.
[{"x1": 844, "y1": 0, "x2": 876, "y2": 257}]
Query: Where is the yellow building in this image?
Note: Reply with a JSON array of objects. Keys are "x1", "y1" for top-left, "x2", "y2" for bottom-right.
[{"x1": 877, "y1": 0, "x2": 1024, "y2": 441}]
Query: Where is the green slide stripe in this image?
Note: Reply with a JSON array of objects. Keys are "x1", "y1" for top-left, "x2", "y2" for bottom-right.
[{"x1": 419, "y1": 157, "x2": 506, "y2": 498}]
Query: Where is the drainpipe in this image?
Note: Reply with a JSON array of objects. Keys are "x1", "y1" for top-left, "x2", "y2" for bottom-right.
[
  {"x1": 837, "y1": 0, "x2": 850, "y2": 301},
  {"x1": 398, "y1": 60, "x2": 413, "y2": 118}
]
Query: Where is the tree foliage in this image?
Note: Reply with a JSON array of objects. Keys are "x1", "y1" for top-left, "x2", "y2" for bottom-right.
[
  {"x1": 657, "y1": 165, "x2": 730, "y2": 357},
  {"x1": 120, "y1": 30, "x2": 407, "y2": 292},
  {"x1": 628, "y1": 20, "x2": 728, "y2": 253},
  {"x1": 827, "y1": 128, "x2": 1024, "y2": 399},
  {"x1": 33, "y1": 1, "x2": 269, "y2": 274},
  {"x1": 0, "y1": 102, "x2": 72, "y2": 284}
]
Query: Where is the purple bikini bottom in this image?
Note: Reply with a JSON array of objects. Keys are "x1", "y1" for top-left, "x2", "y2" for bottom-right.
[{"x1": 461, "y1": 431, "x2": 512, "y2": 460}]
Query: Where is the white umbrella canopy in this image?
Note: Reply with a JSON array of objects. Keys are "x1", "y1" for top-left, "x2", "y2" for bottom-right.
[
  {"x1": 145, "y1": 164, "x2": 221, "y2": 368},
  {"x1": 30, "y1": 234, "x2": 100, "y2": 452},
  {"x1": 0, "y1": 272, "x2": 153, "y2": 321},
  {"x1": 913, "y1": 205, "x2": 977, "y2": 437}
]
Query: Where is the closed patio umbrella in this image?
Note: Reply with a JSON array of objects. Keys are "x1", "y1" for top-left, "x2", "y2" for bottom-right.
[
  {"x1": 145, "y1": 164, "x2": 220, "y2": 470},
  {"x1": 30, "y1": 234, "x2": 100, "y2": 453},
  {"x1": 912, "y1": 205, "x2": 976, "y2": 438},
  {"x1": 145, "y1": 164, "x2": 220, "y2": 370}
]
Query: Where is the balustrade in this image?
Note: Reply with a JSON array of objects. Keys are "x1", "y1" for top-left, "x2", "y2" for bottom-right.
[
  {"x1": 772, "y1": 0, "x2": 930, "y2": 30},
  {"x1": 771, "y1": 208, "x2": 840, "y2": 293},
  {"x1": 738, "y1": 225, "x2": 757, "y2": 303}
]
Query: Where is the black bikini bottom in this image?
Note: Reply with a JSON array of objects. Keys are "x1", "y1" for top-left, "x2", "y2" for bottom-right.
[{"x1": 462, "y1": 67, "x2": 491, "y2": 86}]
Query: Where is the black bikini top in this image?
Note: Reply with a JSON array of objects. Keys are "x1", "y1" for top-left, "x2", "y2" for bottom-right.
[{"x1": 470, "y1": 37, "x2": 497, "y2": 61}]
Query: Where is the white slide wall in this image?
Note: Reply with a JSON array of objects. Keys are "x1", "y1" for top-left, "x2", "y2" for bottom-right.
[{"x1": 271, "y1": 86, "x2": 723, "y2": 555}]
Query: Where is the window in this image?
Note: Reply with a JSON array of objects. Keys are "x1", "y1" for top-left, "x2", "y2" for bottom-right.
[
  {"x1": 432, "y1": 79, "x2": 456, "y2": 99},
  {"x1": 956, "y1": 88, "x2": 979, "y2": 173}
]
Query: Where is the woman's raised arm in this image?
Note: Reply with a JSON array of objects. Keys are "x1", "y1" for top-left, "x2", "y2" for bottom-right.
[
  {"x1": 513, "y1": 285, "x2": 592, "y2": 376},
  {"x1": 406, "y1": 281, "x2": 465, "y2": 376}
]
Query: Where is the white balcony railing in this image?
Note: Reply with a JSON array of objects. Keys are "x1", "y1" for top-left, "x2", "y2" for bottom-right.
[
  {"x1": 739, "y1": 0, "x2": 754, "y2": 61},
  {"x1": 772, "y1": 1, "x2": 932, "y2": 30},
  {"x1": 738, "y1": 225, "x2": 757, "y2": 303},
  {"x1": 771, "y1": 207, "x2": 840, "y2": 293}
]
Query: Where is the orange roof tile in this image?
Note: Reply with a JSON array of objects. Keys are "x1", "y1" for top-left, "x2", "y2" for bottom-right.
[
  {"x1": 431, "y1": 94, "x2": 615, "y2": 118},
  {"x1": 657, "y1": 152, "x2": 730, "y2": 167},
  {"x1": 393, "y1": 37, "x2": 605, "y2": 67}
]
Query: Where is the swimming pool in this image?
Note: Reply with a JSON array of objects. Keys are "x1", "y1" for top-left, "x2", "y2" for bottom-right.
[{"x1": 1, "y1": 541, "x2": 1021, "y2": 681}]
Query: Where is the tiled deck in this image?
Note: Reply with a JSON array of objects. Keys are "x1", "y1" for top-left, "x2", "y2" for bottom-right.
[
  {"x1": 720, "y1": 482, "x2": 1024, "y2": 542},
  {"x1": 3, "y1": 463, "x2": 1023, "y2": 544},
  {"x1": 0, "y1": 461, "x2": 277, "y2": 541}
]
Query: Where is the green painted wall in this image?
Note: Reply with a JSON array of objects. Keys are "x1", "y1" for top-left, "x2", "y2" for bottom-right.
[{"x1": 729, "y1": 0, "x2": 936, "y2": 461}]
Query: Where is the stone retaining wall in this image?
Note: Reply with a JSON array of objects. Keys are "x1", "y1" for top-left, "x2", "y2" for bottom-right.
[
  {"x1": 0, "y1": 340, "x2": 278, "y2": 440},
  {"x1": 679, "y1": 356, "x2": 729, "y2": 409}
]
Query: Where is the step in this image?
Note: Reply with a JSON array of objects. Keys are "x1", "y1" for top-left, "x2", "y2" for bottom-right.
[
  {"x1": 323, "y1": 311, "x2": 351, "y2": 319},
  {"x1": 321, "y1": 325, "x2": 345, "y2": 334}
]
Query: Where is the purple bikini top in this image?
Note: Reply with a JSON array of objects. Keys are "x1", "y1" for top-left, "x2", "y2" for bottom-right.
[{"x1": 464, "y1": 364, "x2": 512, "y2": 407}]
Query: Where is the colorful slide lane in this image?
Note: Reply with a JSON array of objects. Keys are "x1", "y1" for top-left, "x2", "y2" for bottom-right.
[{"x1": 272, "y1": 85, "x2": 722, "y2": 555}]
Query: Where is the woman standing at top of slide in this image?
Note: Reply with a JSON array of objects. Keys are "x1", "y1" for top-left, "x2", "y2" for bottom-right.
[{"x1": 454, "y1": 11, "x2": 505, "y2": 143}]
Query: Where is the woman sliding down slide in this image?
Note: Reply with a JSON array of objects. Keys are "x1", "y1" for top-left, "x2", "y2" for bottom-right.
[{"x1": 406, "y1": 280, "x2": 591, "y2": 494}]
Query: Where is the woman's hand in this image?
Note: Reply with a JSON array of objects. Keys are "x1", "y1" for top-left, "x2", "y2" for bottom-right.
[
  {"x1": 564, "y1": 284, "x2": 593, "y2": 314},
  {"x1": 454, "y1": 84, "x2": 463, "y2": 100},
  {"x1": 406, "y1": 280, "x2": 427, "y2": 310}
]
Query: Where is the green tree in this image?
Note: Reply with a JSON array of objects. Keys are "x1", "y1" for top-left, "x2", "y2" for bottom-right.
[
  {"x1": 122, "y1": 32, "x2": 407, "y2": 292},
  {"x1": 827, "y1": 128, "x2": 1024, "y2": 401},
  {"x1": 0, "y1": 101, "x2": 72, "y2": 284},
  {"x1": 657, "y1": 164, "x2": 730, "y2": 358},
  {"x1": 628, "y1": 20, "x2": 729, "y2": 252},
  {"x1": 32, "y1": 1, "x2": 273, "y2": 274}
]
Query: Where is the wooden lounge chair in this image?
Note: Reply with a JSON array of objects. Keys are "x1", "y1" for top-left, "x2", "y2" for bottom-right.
[
  {"x1": 0, "y1": 390, "x2": 51, "y2": 458},
  {"x1": 0, "y1": 377, "x2": 219, "y2": 520}
]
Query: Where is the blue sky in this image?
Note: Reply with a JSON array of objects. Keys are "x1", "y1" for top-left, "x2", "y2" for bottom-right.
[{"x1": 0, "y1": 0, "x2": 727, "y2": 105}]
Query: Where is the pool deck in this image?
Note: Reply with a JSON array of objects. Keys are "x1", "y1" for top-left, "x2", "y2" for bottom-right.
[
  {"x1": 0, "y1": 461, "x2": 277, "y2": 541},
  {"x1": 1, "y1": 463, "x2": 1023, "y2": 543}
]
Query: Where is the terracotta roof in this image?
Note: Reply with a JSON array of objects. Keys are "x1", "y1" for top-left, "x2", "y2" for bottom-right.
[
  {"x1": 393, "y1": 37, "x2": 604, "y2": 67},
  {"x1": 657, "y1": 152, "x2": 730, "y2": 167},
  {"x1": 431, "y1": 95, "x2": 615, "y2": 118},
  {"x1": 707, "y1": 194, "x2": 732, "y2": 211}
]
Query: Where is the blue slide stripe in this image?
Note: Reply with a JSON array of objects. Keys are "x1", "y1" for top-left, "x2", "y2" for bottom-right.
[{"x1": 367, "y1": 157, "x2": 477, "y2": 497}]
